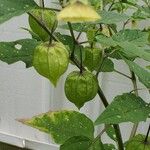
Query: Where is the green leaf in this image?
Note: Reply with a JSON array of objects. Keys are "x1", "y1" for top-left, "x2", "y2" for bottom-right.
[
  {"x1": 60, "y1": 136, "x2": 92, "y2": 150},
  {"x1": 133, "y1": 7, "x2": 150, "y2": 20},
  {"x1": 98, "y1": 11, "x2": 129, "y2": 24},
  {"x1": 96, "y1": 30, "x2": 150, "y2": 61},
  {"x1": 96, "y1": 34, "x2": 117, "y2": 47},
  {"x1": 95, "y1": 93, "x2": 150, "y2": 125},
  {"x1": 119, "y1": 42, "x2": 150, "y2": 62},
  {"x1": 101, "y1": 59, "x2": 114, "y2": 72},
  {"x1": 124, "y1": 58, "x2": 150, "y2": 88},
  {"x1": 105, "y1": 125, "x2": 117, "y2": 141},
  {"x1": 55, "y1": 33, "x2": 74, "y2": 49},
  {"x1": 21, "y1": 27, "x2": 42, "y2": 41},
  {"x1": 112, "y1": 29, "x2": 149, "y2": 46},
  {"x1": 103, "y1": 144, "x2": 116, "y2": 150},
  {"x1": 19, "y1": 110, "x2": 94, "y2": 144},
  {"x1": 60, "y1": 136, "x2": 104, "y2": 150},
  {"x1": 126, "y1": 134, "x2": 150, "y2": 150},
  {"x1": 0, "y1": 0, "x2": 38, "y2": 24},
  {"x1": 0, "y1": 39, "x2": 39, "y2": 68},
  {"x1": 146, "y1": 65, "x2": 150, "y2": 70}
]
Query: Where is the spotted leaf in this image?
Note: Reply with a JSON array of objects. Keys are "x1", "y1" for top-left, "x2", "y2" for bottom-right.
[
  {"x1": 95, "y1": 93, "x2": 150, "y2": 125},
  {"x1": 0, "y1": 0, "x2": 38, "y2": 24},
  {"x1": 0, "y1": 39, "x2": 39, "y2": 68},
  {"x1": 19, "y1": 110, "x2": 94, "y2": 144}
]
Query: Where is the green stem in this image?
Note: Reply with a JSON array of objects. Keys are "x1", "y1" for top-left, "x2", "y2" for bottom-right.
[
  {"x1": 67, "y1": 22, "x2": 76, "y2": 42},
  {"x1": 144, "y1": 124, "x2": 150, "y2": 143},
  {"x1": 40, "y1": 0, "x2": 45, "y2": 7},
  {"x1": 98, "y1": 86, "x2": 124, "y2": 150},
  {"x1": 114, "y1": 69, "x2": 132, "y2": 79},
  {"x1": 129, "y1": 71, "x2": 139, "y2": 139},
  {"x1": 108, "y1": 0, "x2": 115, "y2": 11},
  {"x1": 79, "y1": 47, "x2": 83, "y2": 74}
]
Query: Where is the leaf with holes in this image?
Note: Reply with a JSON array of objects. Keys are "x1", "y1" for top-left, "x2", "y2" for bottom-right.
[
  {"x1": 124, "y1": 58, "x2": 150, "y2": 88},
  {"x1": 19, "y1": 110, "x2": 94, "y2": 144},
  {"x1": 0, "y1": 39, "x2": 39, "y2": 68},
  {"x1": 0, "y1": 0, "x2": 38, "y2": 24},
  {"x1": 95, "y1": 93, "x2": 150, "y2": 125},
  {"x1": 126, "y1": 134, "x2": 150, "y2": 150},
  {"x1": 60, "y1": 136, "x2": 104, "y2": 150}
]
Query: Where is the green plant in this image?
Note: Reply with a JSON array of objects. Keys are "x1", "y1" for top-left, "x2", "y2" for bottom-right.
[{"x1": 0, "y1": 0, "x2": 150, "y2": 149}]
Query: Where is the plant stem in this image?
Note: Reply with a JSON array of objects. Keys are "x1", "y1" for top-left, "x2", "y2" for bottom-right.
[
  {"x1": 79, "y1": 47, "x2": 83, "y2": 74},
  {"x1": 108, "y1": 0, "x2": 115, "y2": 11},
  {"x1": 97, "y1": 86, "x2": 124, "y2": 150},
  {"x1": 67, "y1": 22, "x2": 76, "y2": 42},
  {"x1": 129, "y1": 71, "x2": 139, "y2": 139},
  {"x1": 144, "y1": 124, "x2": 150, "y2": 143},
  {"x1": 40, "y1": 0, "x2": 45, "y2": 7},
  {"x1": 114, "y1": 69, "x2": 132, "y2": 79}
]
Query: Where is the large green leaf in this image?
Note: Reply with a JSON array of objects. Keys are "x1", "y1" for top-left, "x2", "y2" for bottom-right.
[
  {"x1": 95, "y1": 93, "x2": 150, "y2": 125},
  {"x1": 126, "y1": 134, "x2": 150, "y2": 150},
  {"x1": 0, "y1": 39, "x2": 39, "y2": 68},
  {"x1": 60, "y1": 136, "x2": 104, "y2": 150},
  {"x1": 96, "y1": 29, "x2": 150, "y2": 61},
  {"x1": 119, "y1": 42, "x2": 150, "y2": 62},
  {"x1": 96, "y1": 34, "x2": 117, "y2": 47},
  {"x1": 19, "y1": 110, "x2": 94, "y2": 144},
  {"x1": 0, "y1": 0, "x2": 38, "y2": 24},
  {"x1": 124, "y1": 59, "x2": 150, "y2": 88},
  {"x1": 98, "y1": 11, "x2": 129, "y2": 24},
  {"x1": 112, "y1": 29, "x2": 149, "y2": 46},
  {"x1": 133, "y1": 7, "x2": 150, "y2": 20}
]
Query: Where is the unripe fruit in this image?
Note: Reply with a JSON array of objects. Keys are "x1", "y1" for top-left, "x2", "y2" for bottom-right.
[
  {"x1": 29, "y1": 9, "x2": 57, "y2": 41},
  {"x1": 126, "y1": 134, "x2": 150, "y2": 150},
  {"x1": 33, "y1": 42, "x2": 69, "y2": 86},
  {"x1": 65, "y1": 71, "x2": 98, "y2": 109},
  {"x1": 84, "y1": 47, "x2": 102, "y2": 71}
]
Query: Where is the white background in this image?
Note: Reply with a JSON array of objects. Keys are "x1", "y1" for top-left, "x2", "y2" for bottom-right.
[{"x1": 0, "y1": 0, "x2": 149, "y2": 149}]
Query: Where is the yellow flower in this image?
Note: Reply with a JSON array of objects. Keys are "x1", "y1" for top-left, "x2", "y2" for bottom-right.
[{"x1": 57, "y1": 1, "x2": 101, "y2": 23}]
